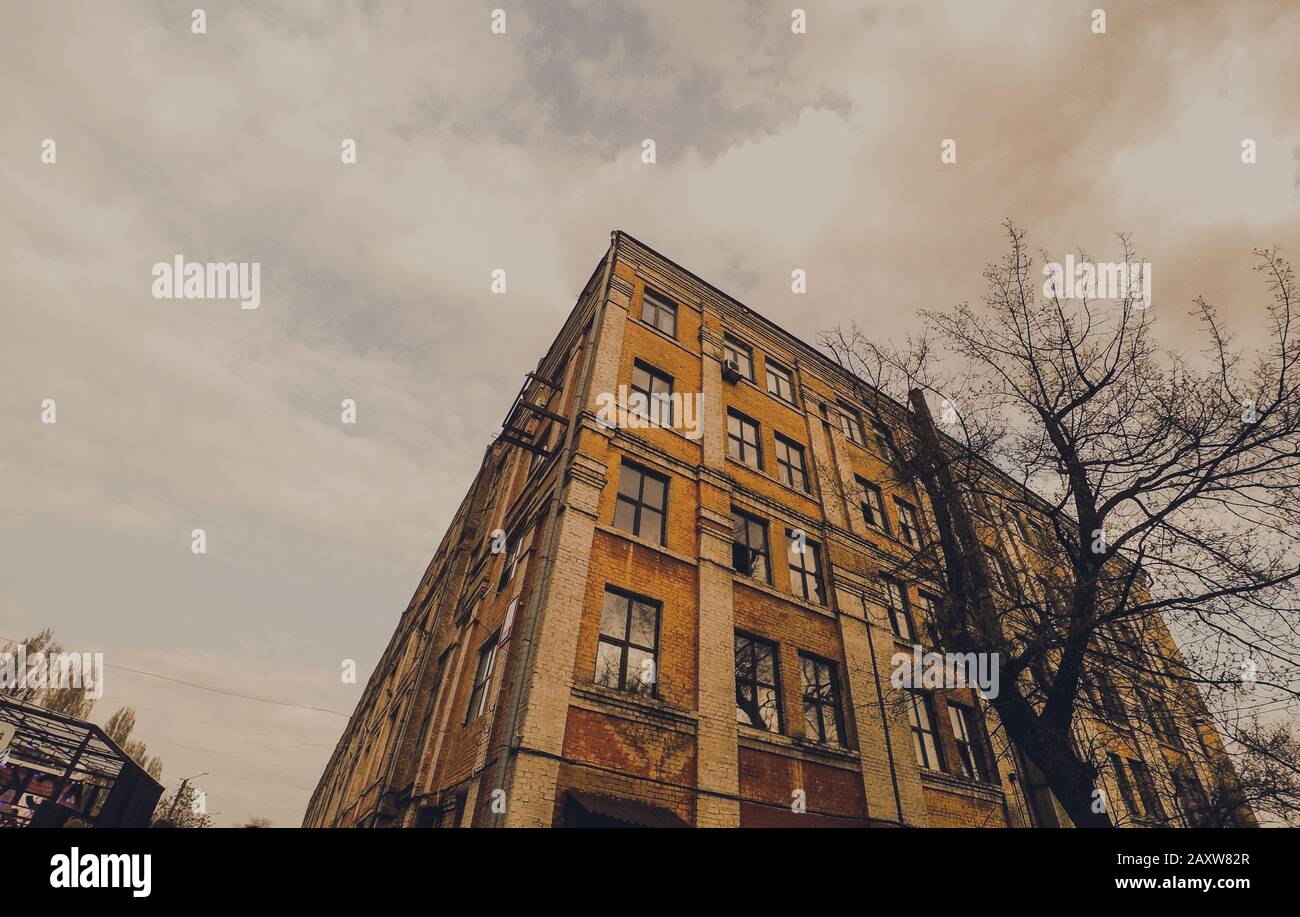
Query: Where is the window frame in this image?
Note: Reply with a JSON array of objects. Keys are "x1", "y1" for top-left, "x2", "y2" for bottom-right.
[
  {"x1": 765, "y1": 360, "x2": 796, "y2": 404},
  {"x1": 730, "y1": 508, "x2": 772, "y2": 584},
  {"x1": 948, "y1": 702, "x2": 993, "y2": 782},
  {"x1": 872, "y1": 415, "x2": 899, "y2": 466},
  {"x1": 639, "y1": 286, "x2": 678, "y2": 338},
  {"x1": 856, "y1": 477, "x2": 890, "y2": 533},
  {"x1": 799, "y1": 652, "x2": 845, "y2": 745},
  {"x1": 884, "y1": 579, "x2": 916, "y2": 642},
  {"x1": 1128, "y1": 758, "x2": 1168, "y2": 822},
  {"x1": 838, "y1": 405, "x2": 865, "y2": 446},
  {"x1": 786, "y1": 530, "x2": 826, "y2": 605},
  {"x1": 894, "y1": 497, "x2": 921, "y2": 547},
  {"x1": 734, "y1": 632, "x2": 783, "y2": 734},
  {"x1": 908, "y1": 692, "x2": 946, "y2": 771},
  {"x1": 726, "y1": 409, "x2": 762, "y2": 468},
  {"x1": 465, "y1": 633, "x2": 500, "y2": 724},
  {"x1": 723, "y1": 335, "x2": 754, "y2": 382},
  {"x1": 630, "y1": 359, "x2": 674, "y2": 427},
  {"x1": 594, "y1": 587, "x2": 661, "y2": 698},
  {"x1": 774, "y1": 432, "x2": 809, "y2": 492},
  {"x1": 613, "y1": 461, "x2": 669, "y2": 545}
]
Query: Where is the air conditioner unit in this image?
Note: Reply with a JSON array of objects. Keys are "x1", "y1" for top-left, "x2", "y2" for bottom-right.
[{"x1": 721, "y1": 359, "x2": 743, "y2": 383}]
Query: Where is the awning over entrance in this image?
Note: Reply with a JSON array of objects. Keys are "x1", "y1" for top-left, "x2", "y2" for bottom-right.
[{"x1": 565, "y1": 789, "x2": 688, "y2": 828}]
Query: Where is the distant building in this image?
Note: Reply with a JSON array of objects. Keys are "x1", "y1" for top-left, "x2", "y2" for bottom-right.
[{"x1": 304, "y1": 232, "x2": 1246, "y2": 828}]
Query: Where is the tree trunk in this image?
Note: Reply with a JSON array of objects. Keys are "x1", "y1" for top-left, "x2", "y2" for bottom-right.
[{"x1": 905, "y1": 388, "x2": 1113, "y2": 828}]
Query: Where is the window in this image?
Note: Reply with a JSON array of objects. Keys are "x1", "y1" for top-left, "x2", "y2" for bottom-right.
[
  {"x1": 895, "y1": 498, "x2": 921, "y2": 547},
  {"x1": 1129, "y1": 758, "x2": 1167, "y2": 821},
  {"x1": 1145, "y1": 693, "x2": 1183, "y2": 749},
  {"x1": 1094, "y1": 671, "x2": 1128, "y2": 724},
  {"x1": 800, "y1": 654, "x2": 844, "y2": 745},
  {"x1": 433, "y1": 792, "x2": 466, "y2": 828},
  {"x1": 774, "y1": 433, "x2": 809, "y2": 492},
  {"x1": 630, "y1": 360, "x2": 674, "y2": 426},
  {"x1": 1172, "y1": 764, "x2": 1209, "y2": 825},
  {"x1": 497, "y1": 532, "x2": 524, "y2": 591},
  {"x1": 838, "y1": 405, "x2": 865, "y2": 445},
  {"x1": 735, "y1": 633, "x2": 782, "y2": 732},
  {"x1": 766, "y1": 360, "x2": 795, "y2": 403},
  {"x1": 983, "y1": 547, "x2": 1013, "y2": 592},
  {"x1": 948, "y1": 703, "x2": 992, "y2": 782},
  {"x1": 727, "y1": 410, "x2": 762, "y2": 468},
  {"x1": 856, "y1": 477, "x2": 890, "y2": 533},
  {"x1": 723, "y1": 335, "x2": 753, "y2": 381},
  {"x1": 908, "y1": 692, "x2": 945, "y2": 771},
  {"x1": 465, "y1": 633, "x2": 499, "y2": 723},
  {"x1": 595, "y1": 588, "x2": 659, "y2": 697},
  {"x1": 1108, "y1": 753, "x2": 1140, "y2": 818},
  {"x1": 731, "y1": 509, "x2": 771, "y2": 583},
  {"x1": 786, "y1": 531, "x2": 826, "y2": 605},
  {"x1": 916, "y1": 592, "x2": 942, "y2": 647},
  {"x1": 416, "y1": 646, "x2": 453, "y2": 753},
  {"x1": 872, "y1": 416, "x2": 899, "y2": 465},
  {"x1": 884, "y1": 580, "x2": 915, "y2": 641},
  {"x1": 640, "y1": 287, "x2": 677, "y2": 338},
  {"x1": 613, "y1": 462, "x2": 668, "y2": 545}
]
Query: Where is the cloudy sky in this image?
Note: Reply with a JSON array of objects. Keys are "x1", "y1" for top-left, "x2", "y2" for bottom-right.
[{"x1": 2, "y1": 0, "x2": 1298, "y2": 826}]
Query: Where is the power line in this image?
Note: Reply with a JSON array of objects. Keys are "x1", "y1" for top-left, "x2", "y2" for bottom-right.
[
  {"x1": 105, "y1": 662, "x2": 350, "y2": 718},
  {"x1": 0, "y1": 634, "x2": 351, "y2": 718}
]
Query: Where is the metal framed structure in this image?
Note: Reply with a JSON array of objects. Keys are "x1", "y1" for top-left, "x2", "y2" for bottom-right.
[{"x1": 0, "y1": 698, "x2": 163, "y2": 828}]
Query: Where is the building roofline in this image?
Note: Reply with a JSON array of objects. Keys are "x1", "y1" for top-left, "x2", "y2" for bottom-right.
[{"x1": 609, "y1": 228, "x2": 1064, "y2": 520}]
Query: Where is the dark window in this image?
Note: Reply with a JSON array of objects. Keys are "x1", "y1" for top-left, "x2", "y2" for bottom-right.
[
  {"x1": 895, "y1": 498, "x2": 921, "y2": 547},
  {"x1": 766, "y1": 361, "x2": 795, "y2": 403},
  {"x1": 884, "y1": 580, "x2": 915, "y2": 641},
  {"x1": 731, "y1": 509, "x2": 771, "y2": 583},
  {"x1": 727, "y1": 410, "x2": 762, "y2": 468},
  {"x1": 774, "y1": 433, "x2": 809, "y2": 492},
  {"x1": 630, "y1": 360, "x2": 674, "y2": 426},
  {"x1": 613, "y1": 462, "x2": 668, "y2": 545},
  {"x1": 1129, "y1": 758, "x2": 1167, "y2": 821},
  {"x1": 640, "y1": 287, "x2": 677, "y2": 338},
  {"x1": 416, "y1": 646, "x2": 453, "y2": 752},
  {"x1": 786, "y1": 531, "x2": 826, "y2": 605},
  {"x1": 916, "y1": 592, "x2": 943, "y2": 648},
  {"x1": 983, "y1": 547, "x2": 1012, "y2": 592},
  {"x1": 723, "y1": 335, "x2": 754, "y2": 381},
  {"x1": 1108, "y1": 753, "x2": 1140, "y2": 818},
  {"x1": 800, "y1": 654, "x2": 844, "y2": 745},
  {"x1": 465, "y1": 634, "x2": 499, "y2": 723},
  {"x1": 595, "y1": 588, "x2": 660, "y2": 697},
  {"x1": 948, "y1": 703, "x2": 992, "y2": 782},
  {"x1": 856, "y1": 477, "x2": 890, "y2": 533},
  {"x1": 838, "y1": 406, "x2": 865, "y2": 445},
  {"x1": 1094, "y1": 671, "x2": 1128, "y2": 724},
  {"x1": 908, "y1": 692, "x2": 945, "y2": 771},
  {"x1": 1172, "y1": 764, "x2": 1209, "y2": 825},
  {"x1": 872, "y1": 416, "x2": 899, "y2": 465},
  {"x1": 433, "y1": 792, "x2": 466, "y2": 828},
  {"x1": 1146, "y1": 693, "x2": 1183, "y2": 749},
  {"x1": 498, "y1": 533, "x2": 522, "y2": 591},
  {"x1": 735, "y1": 633, "x2": 782, "y2": 733}
]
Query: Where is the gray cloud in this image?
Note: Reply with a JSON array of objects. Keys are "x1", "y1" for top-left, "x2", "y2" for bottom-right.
[{"x1": 2, "y1": 0, "x2": 1298, "y2": 825}]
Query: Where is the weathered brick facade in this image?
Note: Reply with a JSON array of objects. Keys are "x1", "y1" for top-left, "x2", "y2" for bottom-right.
[{"x1": 303, "y1": 231, "x2": 1240, "y2": 829}]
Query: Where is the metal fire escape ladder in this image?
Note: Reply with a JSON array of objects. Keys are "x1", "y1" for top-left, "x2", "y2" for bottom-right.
[{"x1": 496, "y1": 370, "x2": 567, "y2": 458}]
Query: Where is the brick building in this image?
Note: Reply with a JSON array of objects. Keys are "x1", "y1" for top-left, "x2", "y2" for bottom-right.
[{"x1": 303, "y1": 231, "x2": 1245, "y2": 829}]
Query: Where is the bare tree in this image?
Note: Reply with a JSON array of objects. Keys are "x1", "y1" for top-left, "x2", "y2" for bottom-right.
[
  {"x1": 1, "y1": 628, "x2": 97, "y2": 720},
  {"x1": 821, "y1": 221, "x2": 1300, "y2": 828}
]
